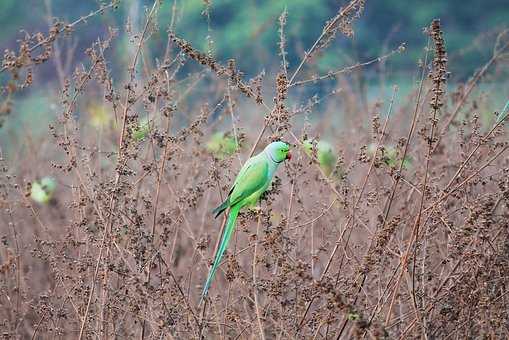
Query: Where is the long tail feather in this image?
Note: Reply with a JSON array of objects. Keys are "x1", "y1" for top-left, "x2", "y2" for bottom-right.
[
  {"x1": 212, "y1": 199, "x2": 229, "y2": 218},
  {"x1": 201, "y1": 204, "x2": 241, "y2": 301}
]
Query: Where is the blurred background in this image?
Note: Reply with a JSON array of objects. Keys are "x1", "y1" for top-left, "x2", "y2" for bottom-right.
[{"x1": 1, "y1": 0, "x2": 508, "y2": 153}]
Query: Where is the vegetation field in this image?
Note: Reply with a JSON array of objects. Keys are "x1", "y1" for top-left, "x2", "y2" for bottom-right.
[{"x1": 1, "y1": 1, "x2": 509, "y2": 339}]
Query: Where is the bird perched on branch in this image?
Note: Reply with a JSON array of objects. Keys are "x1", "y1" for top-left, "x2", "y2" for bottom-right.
[
  {"x1": 206, "y1": 132, "x2": 241, "y2": 159},
  {"x1": 201, "y1": 141, "x2": 291, "y2": 300},
  {"x1": 303, "y1": 139, "x2": 337, "y2": 177}
]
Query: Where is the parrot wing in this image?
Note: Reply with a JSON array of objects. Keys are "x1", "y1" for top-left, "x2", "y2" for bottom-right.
[{"x1": 229, "y1": 157, "x2": 269, "y2": 207}]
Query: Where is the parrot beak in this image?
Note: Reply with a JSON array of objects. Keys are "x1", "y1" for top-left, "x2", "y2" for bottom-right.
[{"x1": 286, "y1": 151, "x2": 292, "y2": 160}]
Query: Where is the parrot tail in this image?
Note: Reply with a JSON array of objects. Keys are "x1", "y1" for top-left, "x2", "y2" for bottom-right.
[
  {"x1": 212, "y1": 198, "x2": 230, "y2": 218},
  {"x1": 200, "y1": 204, "x2": 241, "y2": 302}
]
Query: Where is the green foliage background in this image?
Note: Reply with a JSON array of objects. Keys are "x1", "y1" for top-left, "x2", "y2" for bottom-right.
[{"x1": 1, "y1": 0, "x2": 507, "y2": 78}]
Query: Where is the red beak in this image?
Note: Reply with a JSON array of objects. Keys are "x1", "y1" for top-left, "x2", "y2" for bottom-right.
[{"x1": 286, "y1": 151, "x2": 292, "y2": 160}]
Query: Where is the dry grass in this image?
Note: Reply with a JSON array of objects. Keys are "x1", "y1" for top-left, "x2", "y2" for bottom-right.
[{"x1": 1, "y1": 1, "x2": 509, "y2": 339}]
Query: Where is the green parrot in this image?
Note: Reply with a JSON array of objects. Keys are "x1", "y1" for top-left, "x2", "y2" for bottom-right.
[
  {"x1": 206, "y1": 132, "x2": 240, "y2": 159},
  {"x1": 303, "y1": 139, "x2": 337, "y2": 176},
  {"x1": 30, "y1": 177, "x2": 57, "y2": 204},
  {"x1": 367, "y1": 144, "x2": 412, "y2": 169},
  {"x1": 201, "y1": 141, "x2": 291, "y2": 299}
]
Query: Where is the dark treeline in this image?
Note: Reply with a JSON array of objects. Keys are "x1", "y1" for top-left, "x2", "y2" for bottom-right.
[{"x1": 1, "y1": 0, "x2": 507, "y2": 81}]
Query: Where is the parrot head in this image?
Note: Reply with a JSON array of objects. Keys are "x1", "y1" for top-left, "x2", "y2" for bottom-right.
[
  {"x1": 302, "y1": 139, "x2": 337, "y2": 176},
  {"x1": 265, "y1": 141, "x2": 291, "y2": 163}
]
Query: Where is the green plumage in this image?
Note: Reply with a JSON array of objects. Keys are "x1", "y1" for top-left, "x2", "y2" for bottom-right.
[
  {"x1": 367, "y1": 143, "x2": 412, "y2": 169},
  {"x1": 201, "y1": 204, "x2": 241, "y2": 299},
  {"x1": 30, "y1": 177, "x2": 57, "y2": 204},
  {"x1": 303, "y1": 139, "x2": 337, "y2": 176},
  {"x1": 206, "y1": 132, "x2": 240, "y2": 159},
  {"x1": 200, "y1": 141, "x2": 290, "y2": 300}
]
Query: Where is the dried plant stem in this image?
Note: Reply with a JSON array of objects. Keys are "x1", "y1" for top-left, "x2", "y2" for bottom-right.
[
  {"x1": 290, "y1": 45, "x2": 404, "y2": 87},
  {"x1": 278, "y1": 7, "x2": 289, "y2": 75},
  {"x1": 249, "y1": 0, "x2": 365, "y2": 156},
  {"x1": 288, "y1": 0, "x2": 364, "y2": 86},
  {"x1": 298, "y1": 86, "x2": 398, "y2": 335},
  {"x1": 363, "y1": 262, "x2": 402, "y2": 336},
  {"x1": 79, "y1": 3, "x2": 159, "y2": 340},
  {"x1": 168, "y1": 270, "x2": 202, "y2": 334},
  {"x1": 380, "y1": 36, "x2": 431, "y2": 328},
  {"x1": 332, "y1": 86, "x2": 399, "y2": 339},
  {"x1": 72, "y1": 59, "x2": 114, "y2": 340},
  {"x1": 248, "y1": 113, "x2": 272, "y2": 157},
  {"x1": 0, "y1": 1, "x2": 117, "y2": 74},
  {"x1": 387, "y1": 144, "x2": 509, "y2": 337},
  {"x1": 142, "y1": 103, "x2": 170, "y2": 334},
  {"x1": 4, "y1": 1, "x2": 509, "y2": 338},
  {"x1": 442, "y1": 290, "x2": 509, "y2": 339},
  {"x1": 77, "y1": 214, "x2": 110, "y2": 339},
  {"x1": 5, "y1": 205, "x2": 20, "y2": 336},
  {"x1": 252, "y1": 212, "x2": 266, "y2": 340},
  {"x1": 432, "y1": 39, "x2": 509, "y2": 153},
  {"x1": 443, "y1": 116, "x2": 508, "y2": 192},
  {"x1": 427, "y1": 144, "x2": 508, "y2": 213},
  {"x1": 288, "y1": 198, "x2": 337, "y2": 231},
  {"x1": 396, "y1": 239, "x2": 473, "y2": 339},
  {"x1": 410, "y1": 20, "x2": 447, "y2": 336},
  {"x1": 226, "y1": 82, "x2": 243, "y2": 166},
  {"x1": 30, "y1": 309, "x2": 49, "y2": 340}
]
